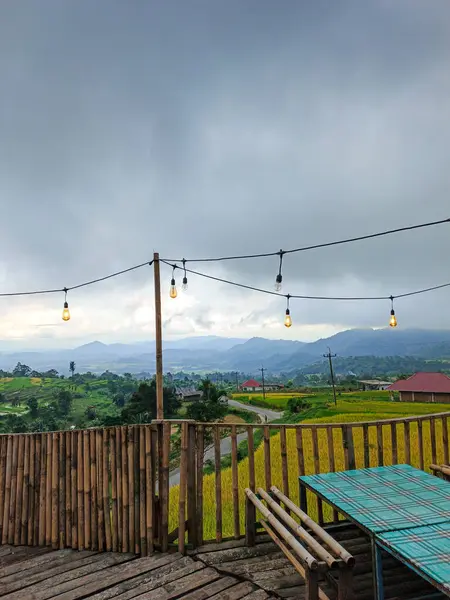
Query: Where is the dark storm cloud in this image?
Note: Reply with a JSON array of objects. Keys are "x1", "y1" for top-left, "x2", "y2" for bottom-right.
[{"x1": 1, "y1": 0, "x2": 450, "y2": 341}]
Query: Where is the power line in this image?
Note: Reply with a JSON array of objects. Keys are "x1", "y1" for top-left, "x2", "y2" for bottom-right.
[
  {"x1": 161, "y1": 260, "x2": 450, "y2": 302},
  {"x1": 162, "y1": 217, "x2": 450, "y2": 263}
]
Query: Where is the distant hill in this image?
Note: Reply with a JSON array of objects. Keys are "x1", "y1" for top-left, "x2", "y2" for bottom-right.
[{"x1": 1, "y1": 329, "x2": 450, "y2": 375}]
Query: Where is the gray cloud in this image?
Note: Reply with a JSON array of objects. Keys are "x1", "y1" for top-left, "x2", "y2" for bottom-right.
[{"x1": 1, "y1": 0, "x2": 450, "y2": 347}]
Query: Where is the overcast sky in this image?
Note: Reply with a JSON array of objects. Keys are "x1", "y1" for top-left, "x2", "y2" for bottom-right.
[{"x1": 1, "y1": 0, "x2": 450, "y2": 350}]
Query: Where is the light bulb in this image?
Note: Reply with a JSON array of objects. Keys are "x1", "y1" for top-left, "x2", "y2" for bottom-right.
[
  {"x1": 170, "y1": 278, "x2": 177, "y2": 299},
  {"x1": 389, "y1": 310, "x2": 397, "y2": 328},
  {"x1": 284, "y1": 309, "x2": 292, "y2": 328},
  {"x1": 275, "y1": 274, "x2": 282, "y2": 292},
  {"x1": 62, "y1": 302, "x2": 71, "y2": 322},
  {"x1": 182, "y1": 276, "x2": 188, "y2": 291}
]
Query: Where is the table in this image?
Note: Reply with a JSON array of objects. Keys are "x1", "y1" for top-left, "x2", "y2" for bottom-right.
[{"x1": 299, "y1": 464, "x2": 450, "y2": 598}]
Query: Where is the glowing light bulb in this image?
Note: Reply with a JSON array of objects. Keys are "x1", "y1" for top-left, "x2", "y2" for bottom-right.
[
  {"x1": 62, "y1": 302, "x2": 71, "y2": 321},
  {"x1": 182, "y1": 276, "x2": 188, "y2": 291},
  {"x1": 275, "y1": 274, "x2": 282, "y2": 292},
  {"x1": 284, "y1": 308, "x2": 292, "y2": 328},
  {"x1": 170, "y1": 278, "x2": 177, "y2": 299},
  {"x1": 389, "y1": 310, "x2": 397, "y2": 328}
]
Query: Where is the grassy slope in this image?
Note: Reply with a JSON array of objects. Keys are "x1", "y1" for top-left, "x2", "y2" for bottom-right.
[{"x1": 169, "y1": 394, "x2": 450, "y2": 541}]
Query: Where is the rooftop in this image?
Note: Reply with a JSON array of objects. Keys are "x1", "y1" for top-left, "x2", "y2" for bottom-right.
[{"x1": 388, "y1": 371, "x2": 450, "y2": 393}]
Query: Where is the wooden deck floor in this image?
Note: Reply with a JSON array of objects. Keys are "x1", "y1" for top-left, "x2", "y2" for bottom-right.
[
  {"x1": 0, "y1": 545, "x2": 274, "y2": 599},
  {"x1": 193, "y1": 525, "x2": 448, "y2": 599}
]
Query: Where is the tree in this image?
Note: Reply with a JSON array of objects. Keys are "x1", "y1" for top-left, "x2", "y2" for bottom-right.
[
  {"x1": 27, "y1": 396, "x2": 39, "y2": 419},
  {"x1": 12, "y1": 362, "x2": 31, "y2": 377},
  {"x1": 69, "y1": 361, "x2": 76, "y2": 377},
  {"x1": 56, "y1": 389, "x2": 73, "y2": 417},
  {"x1": 121, "y1": 379, "x2": 181, "y2": 424},
  {"x1": 186, "y1": 379, "x2": 228, "y2": 422},
  {"x1": 113, "y1": 393, "x2": 125, "y2": 408}
]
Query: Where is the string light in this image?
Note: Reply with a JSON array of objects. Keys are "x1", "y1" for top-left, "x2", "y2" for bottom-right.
[
  {"x1": 182, "y1": 259, "x2": 188, "y2": 291},
  {"x1": 170, "y1": 265, "x2": 178, "y2": 299},
  {"x1": 62, "y1": 288, "x2": 70, "y2": 321},
  {"x1": 275, "y1": 249, "x2": 283, "y2": 291},
  {"x1": 284, "y1": 294, "x2": 292, "y2": 328},
  {"x1": 389, "y1": 296, "x2": 397, "y2": 328}
]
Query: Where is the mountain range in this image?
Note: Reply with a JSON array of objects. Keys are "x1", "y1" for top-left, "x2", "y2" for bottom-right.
[{"x1": 1, "y1": 329, "x2": 450, "y2": 375}]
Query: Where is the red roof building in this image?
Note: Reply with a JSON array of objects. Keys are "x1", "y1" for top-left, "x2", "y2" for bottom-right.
[
  {"x1": 240, "y1": 379, "x2": 262, "y2": 391},
  {"x1": 388, "y1": 372, "x2": 450, "y2": 403}
]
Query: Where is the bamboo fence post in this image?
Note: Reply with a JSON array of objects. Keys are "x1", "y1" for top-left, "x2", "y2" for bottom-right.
[
  {"x1": 38, "y1": 434, "x2": 46, "y2": 547},
  {"x1": 8, "y1": 434, "x2": 19, "y2": 544},
  {"x1": 110, "y1": 428, "x2": 119, "y2": 552},
  {"x1": 139, "y1": 427, "x2": 146, "y2": 555},
  {"x1": 2, "y1": 436, "x2": 12, "y2": 545},
  {"x1": 196, "y1": 425, "x2": 204, "y2": 546},
  {"x1": 96, "y1": 430, "x2": 105, "y2": 552},
  {"x1": 160, "y1": 421, "x2": 170, "y2": 552},
  {"x1": 121, "y1": 426, "x2": 129, "y2": 553},
  {"x1": 51, "y1": 432, "x2": 59, "y2": 549},
  {"x1": 45, "y1": 433, "x2": 52, "y2": 546},
  {"x1": 178, "y1": 422, "x2": 188, "y2": 554},
  {"x1": 187, "y1": 422, "x2": 197, "y2": 548},
  {"x1": 0, "y1": 437, "x2": 6, "y2": 542},
  {"x1": 326, "y1": 426, "x2": 339, "y2": 523},
  {"x1": 280, "y1": 426, "x2": 289, "y2": 503},
  {"x1": 65, "y1": 431, "x2": 71, "y2": 548},
  {"x1": 14, "y1": 434, "x2": 25, "y2": 546},
  {"x1": 214, "y1": 426, "x2": 222, "y2": 543},
  {"x1": 376, "y1": 424, "x2": 384, "y2": 466},
  {"x1": 443, "y1": 416, "x2": 449, "y2": 466},
  {"x1": 150, "y1": 424, "x2": 158, "y2": 544},
  {"x1": 345, "y1": 426, "x2": 356, "y2": 470},
  {"x1": 404, "y1": 421, "x2": 411, "y2": 465},
  {"x1": 33, "y1": 434, "x2": 40, "y2": 546},
  {"x1": 390, "y1": 423, "x2": 398, "y2": 465},
  {"x1": 145, "y1": 426, "x2": 154, "y2": 554},
  {"x1": 28, "y1": 435, "x2": 35, "y2": 545},
  {"x1": 58, "y1": 432, "x2": 66, "y2": 549},
  {"x1": 430, "y1": 418, "x2": 437, "y2": 465},
  {"x1": 231, "y1": 425, "x2": 240, "y2": 540},
  {"x1": 248, "y1": 426, "x2": 256, "y2": 493},
  {"x1": 83, "y1": 430, "x2": 91, "y2": 549},
  {"x1": 115, "y1": 427, "x2": 123, "y2": 552},
  {"x1": 263, "y1": 424, "x2": 272, "y2": 490},
  {"x1": 134, "y1": 427, "x2": 140, "y2": 554},
  {"x1": 363, "y1": 425, "x2": 370, "y2": 468},
  {"x1": 90, "y1": 429, "x2": 98, "y2": 551},
  {"x1": 311, "y1": 427, "x2": 322, "y2": 523},
  {"x1": 417, "y1": 419, "x2": 424, "y2": 470},
  {"x1": 296, "y1": 428, "x2": 305, "y2": 511},
  {"x1": 77, "y1": 430, "x2": 84, "y2": 550},
  {"x1": 20, "y1": 435, "x2": 29, "y2": 545},
  {"x1": 71, "y1": 431, "x2": 78, "y2": 550},
  {"x1": 103, "y1": 428, "x2": 112, "y2": 552}
]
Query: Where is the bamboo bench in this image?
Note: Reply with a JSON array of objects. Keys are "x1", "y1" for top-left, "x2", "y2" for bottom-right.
[
  {"x1": 245, "y1": 486, "x2": 355, "y2": 600},
  {"x1": 430, "y1": 463, "x2": 450, "y2": 481}
]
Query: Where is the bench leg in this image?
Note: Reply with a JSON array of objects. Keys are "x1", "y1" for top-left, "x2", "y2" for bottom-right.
[
  {"x1": 299, "y1": 481, "x2": 308, "y2": 513},
  {"x1": 371, "y1": 537, "x2": 384, "y2": 600},
  {"x1": 338, "y1": 565, "x2": 353, "y2": 600},
  {"x1": 305, "y1": 568, "x2": 319, "y2": 600},
  {"x1": 245, "y1": 497, "x2": 256, "y2": 546}
]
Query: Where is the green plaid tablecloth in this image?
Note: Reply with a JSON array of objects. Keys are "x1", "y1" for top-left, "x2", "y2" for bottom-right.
[
  {"x1": 379, "y1": 522, "x2": 450, "y2": 592},
  {"x1": 300, "y1": 464, "x2": 450, "y2": 533}
]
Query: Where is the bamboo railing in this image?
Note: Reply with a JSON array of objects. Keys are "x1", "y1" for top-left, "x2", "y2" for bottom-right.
[{"x1": 0, "y1": 412, "x2": 449, "y2": 554}]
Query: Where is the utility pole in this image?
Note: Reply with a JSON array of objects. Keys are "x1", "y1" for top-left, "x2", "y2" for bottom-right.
[
  {"x1": 260, "y1": 366, "x2": 266, "y2": 402},
  {"x1": 323, "y1": 347, "x2": 337, "y2": 406},
  {"x1": 153, "y1": 252, "x2": 164, "y2": 420},
  {"x1": 235, "y1": 372, "x2": 239, "y2": 393}
]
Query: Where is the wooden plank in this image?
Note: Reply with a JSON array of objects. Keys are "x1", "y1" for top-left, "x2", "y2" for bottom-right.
[
  {"x1": 103, "y1": 429, "x2": 112, "y2": 552},
  {"x1": 121, "y1": 426, "x2": 129, "y2": 553},
  {"x1": 390, "y1": 423, "x2": 398, "y2": 465},
  {"x1": 231, "y1": 425, "x2": 240, "y2": 540},
  {"x1": 179, "y1": 575, "x2": 239, "y2": 600},
  {"x1": 196, "y1": 425, "x2": 204, "y2": 547},
  {"x1": 145, "y1": 426, "x2": 154, "y2": 554},
  {"x1": 59, "y1": 432, "x2": 66, "y2": 549},
  {"x1": 90, "y1": 429, "x2": 98, "y2": 551},
  {"x1": 97, "y1": 430, "x2": 105, "y2": 552},
  {"x1": 248, "y1": 426, "x2": 256, "y2": 493},
  {"x1": 362, "y1": 425, "x2": 370, "y2": 468},
  {"x1": 77, "y1": 430, "x2": 84, "y2": 551},
  {"x1": 71, "y1": 431, "x2": 78, "y2": 550},
  {"x1": 311, "y1": 427, "x2": 322, "y2": 524},
  {"x1": 326, "y1": 426, "x2": 339, "y2": 523},
  {"x1": 214, "y1": 426, "x2": 222, "y2": 543},
  {"x1": 443, "y1": 416, "x2": 449, "y2": 466},
  {"x1": 430, "y1": 417, "x2": 437, "y2": 465},
  {"x1": 376, "y1": 424, "x2": 384, "y2": 466},
  {"x1": 14, "y1": 434, "x2": 25, "y2": 546},
  {"x1": 263, "y1": 425, "x2": 271, "y2": 491},
  {"x1": 404, "y1": 421, "x2": 411, "y2": 465},
  {"x1": 280, "y1": 426, "x2": 289, "y2": 501},
  {"x1": 8, "y1": 434, "x2": 19, "y2": 544},
  {"x1": 178, "y1": 422, "x2": 189, "y2": 554},
  {"x1": 417, "y1": 419, "x2": 424, "y2": 471},
  {"x1": 83, "y1": 430, "x2": 91, "y2": 550},
  {"x1": 110, "y1": 428, "x2": 118, "y2": 552},
  {"x1": 296, "y1": 428, "x2": 305, "y2": 477}
]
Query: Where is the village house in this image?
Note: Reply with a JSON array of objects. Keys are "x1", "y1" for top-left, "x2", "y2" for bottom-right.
[
  {"x1": 388, "y1": 372, "x2": 450, "y2": 403},
  {"x1": 240, "y1": 379, "x2": 284, "y2": 392}
]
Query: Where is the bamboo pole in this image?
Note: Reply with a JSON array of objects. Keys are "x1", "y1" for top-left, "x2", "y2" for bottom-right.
[
  {"x1": 153, "y1": 253, "x2": 164, "y2": 420},
  {"x1": 110, "y1": 428, "x2": 119, "y2": 552},
  {"x1": 404, "y1": 421, "x2": 411, "y2": 465},
  {"x1": 97, "y1": 430, "x2": 105, "y2": 552},
  {"x1": 20, "y1": 435, "x2": 30, "y2": 546},
  {"x1": 83, "y1": 430, "x2": 91, "y2": 549},
  {"x1": 280, "y1": 426, "x2": 289, "y2": 501},
  {"x1": 376, "y1": 424, "x2": 384, "y2": 466},
  {"x1": 296, "y1": 428, "x2": 305, "y2": 476},
  {"x1": 59, "y1": 432, "x2": 66, "y2": 549},
  {"x1": 231, "y1": 425, "x2": 239, "y2": 540},
  {"x1": 214, "y1": 426, "x2": 222, "y2": 543},
  {"x1": 14, "y1": 434, "x2": 25, "y2": 546},
  {"x1": 71, "y1": 431, "x2": 78, "y2": 549},
  {"x1": 145, "y1": 426, "x2": 154, "y2": 554},
  {"x1": 139, "y1": 427, "x2": 146, "y2": 555},
  {"x1": 311, "y1": 427, "x2": 322, "y2": 523},
  {"x1": 178, "y1": 422, "x2": 188, "y2": 554},
  {"x1": 127, "y1": 427, "x2": 135, "y2": 553},
  {"x1": 187, "y1": 423, "x2": 196, "y2": 548},
  {"x1": 196, "y1": 424, "x2": 204, "y2": 547},
  {"x1": 326, "y1": 426, "x2": 339, "y2": 524},
  {"x1": 9, "y1": 434, "x2": 19, "y2": 544},
  {"x1": 51, "y1": 432, "x2": 59, "y2": 549},
  {"x1": 362, "y1": 425, "x2": 370, "y2": 468},
  {"x1": 417, "y1": 419, "x2": 424, "y2": 470},
  {"x1": 38, "y1": 434, "x2": 46, "y2": 547},
  {"x1": 263, "y1": 425, "x2": 272, "y2": 490},
  {"x1": 28, "y1": 435, "x2": 35, "y2": 545},
  {"x1": 45, "y1": 433, "x2": 52, "y2": 546},
  {"x1": 2, "y1": 436, "x2": 12, "y2": 545},
  {"x1": 115, "y1": 427, "x2": 123, "y2": 552},
  {"x1": 90, "y1": 429, "x2": 98, "y2": 551},
  {"x1": 65, "y1": 431, "x2": 71, "y2": 548},
  {"x1": 430, "y1": 417, "x2": 437, "y2": 465},
  {"x1": 77, "y1": 430, "x2": 84, "y2": 550},
  {"x1": 121, "y1": 426, "x2": 129, "y2": 553},
  {"x1": 133, "y1": 427, "x2": 140, "y2": 554},
  {"x1": 160, "y1": 421, "x2": 170, "y2": 552},
  {"x1": 0, "y1": 436, "x2": 6, "y2": 542},
  {"x1": 443, "y1": 416, "x2": 449, "y2": 466},
  {"x1": 390, "y1": 423, "x2": 398, "y2": 465},
  {"x1": 103, "y1": 428, "x2": 112, "y2": 552}
]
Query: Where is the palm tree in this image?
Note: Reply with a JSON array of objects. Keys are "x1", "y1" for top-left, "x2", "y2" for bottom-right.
[{"x1": 69, "y1": 361, "x2": 76, "y2": 378}]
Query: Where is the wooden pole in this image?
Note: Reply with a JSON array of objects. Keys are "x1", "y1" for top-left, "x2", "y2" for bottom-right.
[{"x1": 153, "y1": 252, "x2": 164, "y2": 420}]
